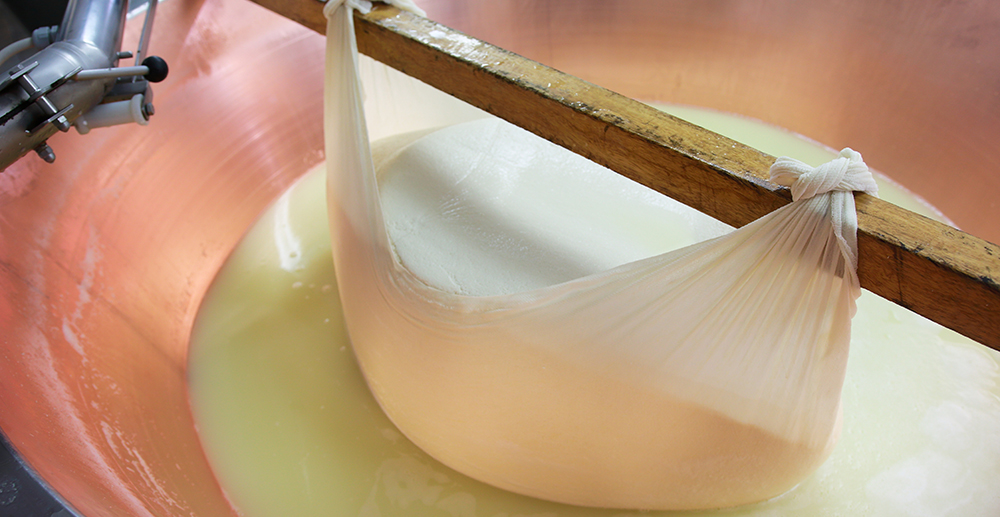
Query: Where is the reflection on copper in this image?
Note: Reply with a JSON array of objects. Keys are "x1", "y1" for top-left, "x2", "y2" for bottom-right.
[
  {"x1": 0, "y1": 0, "x2": 997, "y2": 515},
  {"x1": 421, "y1": 0, "x2": 1000, "y2": 244},
  {"x1": 1, "y1": 0, "x2": 324, "y2": 514}
]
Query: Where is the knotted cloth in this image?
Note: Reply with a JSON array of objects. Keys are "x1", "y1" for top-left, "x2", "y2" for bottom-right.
[
  {"x1": 323, "y1": 0, "x2": 425, "y2": 17},
  {"x1": 771, "y1": 148, "x2": 879, "y2": 272}
]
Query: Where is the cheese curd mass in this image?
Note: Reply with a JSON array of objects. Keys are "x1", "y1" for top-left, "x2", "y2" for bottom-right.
[
  {"x1": 188, "y1": 107, "x2": 1000, "y2": 517},
  {"x1": 188, "y1": 5, "x2": 998, "y2": 512},
  {"x1": 322, "y1": 0, "x2": 875, "y2": 505},
  {"x1": 364, "y1": 117, "x2": 846, "y2": 509}
]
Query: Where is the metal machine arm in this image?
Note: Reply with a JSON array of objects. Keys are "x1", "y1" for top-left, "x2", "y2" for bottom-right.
[{"x1": 0, "y1": 0, "x2": 168, "y2": 171}]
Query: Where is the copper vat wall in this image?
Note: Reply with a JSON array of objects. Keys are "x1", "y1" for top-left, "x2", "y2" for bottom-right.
[{"x1": 0, "y1": 0, "x2": 997, "y2": 515}]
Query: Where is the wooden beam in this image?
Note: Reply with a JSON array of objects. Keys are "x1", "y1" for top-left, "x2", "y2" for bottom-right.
[{"x1": 247, "y1": 0, "x2": 1000, "y2": 351}]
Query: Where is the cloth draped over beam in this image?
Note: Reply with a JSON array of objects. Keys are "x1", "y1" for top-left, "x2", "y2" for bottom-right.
[{"x1": 323, "y1": 0, "x2": 878, "y2": 510}]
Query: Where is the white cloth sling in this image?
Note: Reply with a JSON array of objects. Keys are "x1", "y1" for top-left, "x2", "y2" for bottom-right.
[{"x1": 323, "y1": 0, "x2": 878, "y2": 509}]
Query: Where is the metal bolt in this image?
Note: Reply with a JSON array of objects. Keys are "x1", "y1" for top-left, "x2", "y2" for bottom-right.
[
  {"x1": 34, "y1": 142, "x2": 55, "y2": 163},
  {"x1": 53, "y1": 115, "x2": 71, "y2": 132},
  {"x1": 142, "y1": 103, "x2": 155, "y2": 119}
]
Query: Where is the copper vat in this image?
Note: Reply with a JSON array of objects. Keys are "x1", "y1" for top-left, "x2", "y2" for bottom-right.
[{"x1": 1, "y1": 0, "x2": 997, "y2": 515}]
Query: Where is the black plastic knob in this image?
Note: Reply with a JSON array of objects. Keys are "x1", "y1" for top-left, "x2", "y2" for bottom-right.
[{"x1": 142, "y1": 56, "x2": 169, "y2": 83}]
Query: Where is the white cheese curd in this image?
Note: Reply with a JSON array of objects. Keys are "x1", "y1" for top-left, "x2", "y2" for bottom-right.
[{"x1": 189, "y1": 105, "x2": 1000, "y2": 516}]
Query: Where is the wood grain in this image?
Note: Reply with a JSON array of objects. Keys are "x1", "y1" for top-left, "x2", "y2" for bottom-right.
[{"x1": 247, "y1": 0, "x2": 999, "y2": 351}]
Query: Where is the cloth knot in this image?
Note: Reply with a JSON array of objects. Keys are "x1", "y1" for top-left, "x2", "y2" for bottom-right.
[
  {"x1": 324, "y1": 0, "x2": 426, "y2": 17},
  {"x1": 324, "y1": 0, "x2": 373, "y2": 17},
  {"x1": 769, "y1": 148, "x2": 878, "y2": 201}
]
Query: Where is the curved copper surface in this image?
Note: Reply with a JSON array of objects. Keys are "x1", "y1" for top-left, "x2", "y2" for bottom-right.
[
  {"x1": 0, "y1": 0, "x2": 997, "y2": 516},
  {"x1": 421, "y1": 0, "x2": 1000, "y2": 244},
  {"x1": 1, "y1": 0, "x2": 325, "y2": 515}
]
